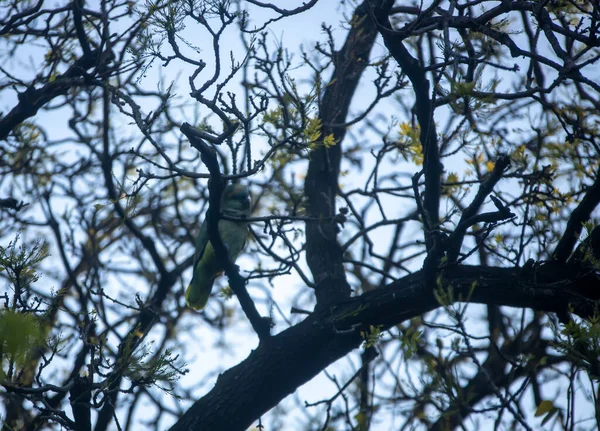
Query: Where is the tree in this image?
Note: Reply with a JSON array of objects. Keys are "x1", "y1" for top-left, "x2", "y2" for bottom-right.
[{"x1": 1, "y1": 0, "x2": 599, "y2": 429}]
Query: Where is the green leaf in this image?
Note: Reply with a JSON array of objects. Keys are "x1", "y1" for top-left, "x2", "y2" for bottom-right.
[
  {"x1": 0, "y1": 311, "x2": 45, "y2": 370},
  {"x1": 323, "y1": 133, "x2": 336, "y2": 148},
  {"x1": 535, "y1": 400, "x2": 556, "y2": 417},
  {"x1": 305, "y1": 117, "x2": 322, "y2": 144}
]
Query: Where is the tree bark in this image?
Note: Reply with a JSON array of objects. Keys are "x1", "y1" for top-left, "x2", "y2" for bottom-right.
[{"x1": 170, "y1": 262, "x2": 600, "y2": 431}]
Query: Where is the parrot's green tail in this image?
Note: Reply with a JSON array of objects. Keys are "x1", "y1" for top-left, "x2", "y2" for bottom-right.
[{"x1": 185, "y1": 271, "x2": 215, "y2": 310}]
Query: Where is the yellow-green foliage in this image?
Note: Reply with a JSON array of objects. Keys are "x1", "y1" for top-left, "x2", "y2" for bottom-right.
[
  {"x1": 361, "y1": 325, "x2": 383, "y2": 348},
  {"x1": 554, "y1": 310, "x2": 600, "y2": 380},
  {"x1": 396, "y1": 122, "x2": 423, "y2": 165},
  {"x1": 304, "y1": 117, "x2": 337, "y2": 150},
  {"x1": 535, "y1": 400, "x2": 560, "y2": 426},
  {"x1": 0, "y1": 310, "x2": 45, "y2": 377},
  {"x1": 400, "y1": 325, "x2": 423, "y2": 359}
]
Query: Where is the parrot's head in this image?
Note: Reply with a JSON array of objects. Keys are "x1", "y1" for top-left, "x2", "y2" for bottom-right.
[{"x1": 221, "y1": 183, "x2": 251, "y2": 216}]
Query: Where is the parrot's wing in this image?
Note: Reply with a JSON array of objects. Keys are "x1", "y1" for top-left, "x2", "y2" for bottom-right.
[
  {"x1": 192, "y1": 217, "x2": 209, "y2": 269},
  {"x1": 192, "y1": 183, "x2": 250, "y2": 269},
  {"x1": 218, "y1": 219, "x2": 249, "y2": 261}
]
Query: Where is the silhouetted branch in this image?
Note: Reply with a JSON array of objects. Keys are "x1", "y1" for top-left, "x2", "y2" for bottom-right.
[{"x1": 181, "y1": 122, "x2": 271, "y2": 341}]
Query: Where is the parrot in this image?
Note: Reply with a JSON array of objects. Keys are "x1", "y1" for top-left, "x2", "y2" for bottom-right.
[{"x1": 185, "y1": 183, "x2": 251, "y2": 310}]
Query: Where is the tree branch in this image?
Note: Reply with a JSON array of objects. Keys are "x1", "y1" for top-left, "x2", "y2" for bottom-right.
[
  {"x1": 181, "y1": 122, "x2": 271, "y2": 340},
  {"x1": 553, "y1": 166, "x2": 600, "y2": 262},
  {"x1": 0, "y1": 48, "x2": 113, "y2": 141},
  {"x1": 304, "y1": 0, "x2": 381, "y2": 306},
  {"x1": 368, "y1": 0, "x2": 442, "y2": 276},
  {"x1": 447, "y1": 155, "x2": 512, "y2": 263},
  {"x1": 170, "y1": 262, "x2": 600, "y2": 431},
  {"x1": 69, "y1": 376, "x2": 92, "y2": 431}
]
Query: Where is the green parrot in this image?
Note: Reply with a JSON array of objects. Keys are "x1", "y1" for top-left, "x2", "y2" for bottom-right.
[{"x1": 185, "y1": 183, "x2": 251, "y2": 310}]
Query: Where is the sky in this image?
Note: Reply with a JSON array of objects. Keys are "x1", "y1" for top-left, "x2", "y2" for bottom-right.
[{"x1": 2, "y1": 0, "x2": 599, "y2": 430}]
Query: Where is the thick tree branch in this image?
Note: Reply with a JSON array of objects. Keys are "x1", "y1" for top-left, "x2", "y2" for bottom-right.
[
  {"x1": 69, "y1": 376, "x2": 92, "y2": 431},
  {"x1": 368, "y1": 1, "x2": 442, "y2": 271},
  {"x1": 170, "y1": 262, "x2": 600, "y2": 431},
  {"x1": 553, "y1": 167, "x2": 600, "y2": 262},
  {"x1": 0, "y1": 48, "x2": 113, "y2": 141},
  {"x1": 304, "y1": 1, "x2": 381, "y2": 306}
]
